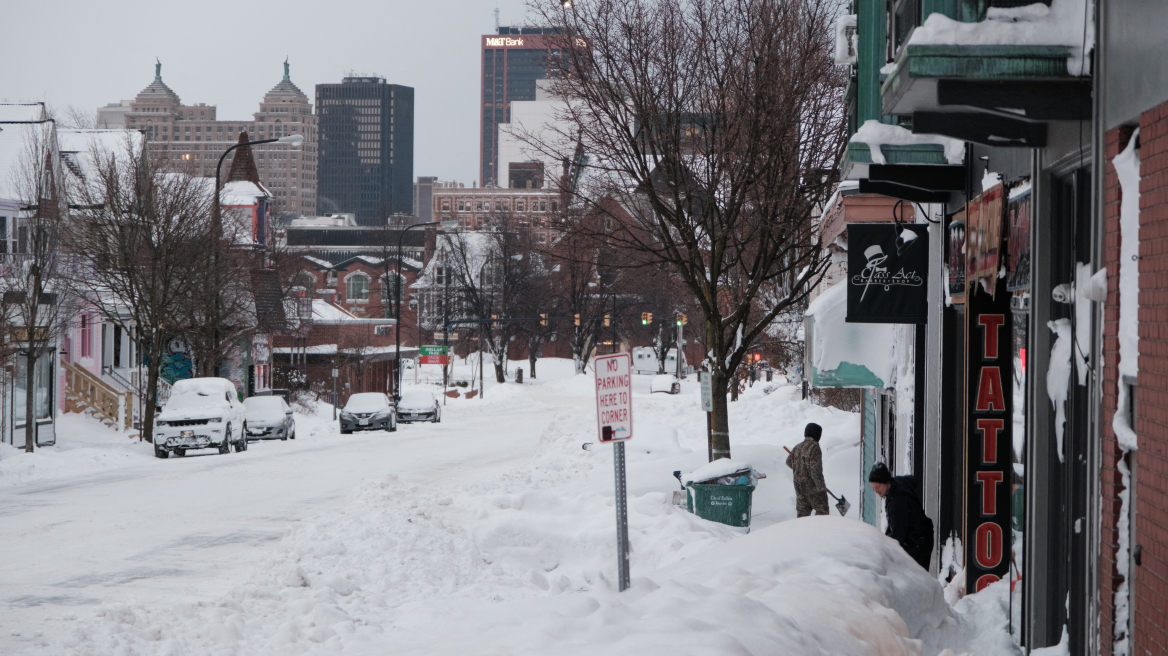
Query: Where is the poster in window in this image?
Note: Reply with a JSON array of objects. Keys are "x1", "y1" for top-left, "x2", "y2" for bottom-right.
[
  {"x1": 846, "y1": 223, "x2": 929, "y2": 324},
  {"x1": 968, "y1": 183, "x2": 1004, "y2": 285},
  {"x1": 948, "y1": 211, "x2": 966, "y2": 298},
  {"x1": 1006, "y1": 184, "x2": 1031, "y2": 292}
]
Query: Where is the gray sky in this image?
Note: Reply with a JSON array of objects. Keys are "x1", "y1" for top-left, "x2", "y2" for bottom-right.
[{"x1": 0, "y1": 0, "x2": 533, "y2": 186}]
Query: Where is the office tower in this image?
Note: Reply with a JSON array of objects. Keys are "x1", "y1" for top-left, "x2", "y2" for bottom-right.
[
  {"x1": 480, "y1": 27, "x2": 561, "y2": 187},
  {"x1": 316, "y1": 77, "x2": 415, "y2": 225}
]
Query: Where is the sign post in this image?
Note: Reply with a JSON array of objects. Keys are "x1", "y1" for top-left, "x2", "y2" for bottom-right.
[
  {"x1": 419, "y1": 345, "x2": 450, "y2": 366},
  {"x1": 698, "y1": 370, "x2": 714, "y2": 462},
  {"x1": 594, "y1": 352, "x2": 632, "y2": 592}
]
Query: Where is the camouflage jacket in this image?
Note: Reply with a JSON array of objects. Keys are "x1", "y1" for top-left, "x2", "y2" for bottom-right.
[{"x1": 786, "y1": 437, "x2": 828, "y2": 501}]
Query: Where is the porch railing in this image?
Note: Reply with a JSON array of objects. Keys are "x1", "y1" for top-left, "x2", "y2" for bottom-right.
[{"x1": 63, "y1": 359, "x2": 132, "y2": 431}]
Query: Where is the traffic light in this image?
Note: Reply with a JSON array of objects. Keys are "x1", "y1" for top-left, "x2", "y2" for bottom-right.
[
  {"x1": 539, "y1": 313, "x2": 547, "y2": 326},
  {"x1": 675, "y1": 313, "x2": 682, "y2": 326},
  {"x1": 574, "y1": 313, "x2": 580, "y2": 326},
  {"x1": 604, "y1": 314, "x2": 610, "y2": 327},
  {"x1": 753, "y1": 353, "x2": 762, "y2": 362},
  {"x1": 641, "y1": 312, "x2": 652, "y2": 325},
  {"x1": 681, "y1": 314, "x2": 688, "y2": 325},
  {"x1": 491, "y1": 314, "x2": 498, "y2": 328}
]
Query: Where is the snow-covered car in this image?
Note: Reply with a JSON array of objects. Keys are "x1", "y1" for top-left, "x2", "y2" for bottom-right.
[
  {"x1": 153, "y1": 378, "x2": 247, "y2": 458},
  {"x1": 243, "y1": 395, "x2": 296, "y2": 441},
  {"x1": 396, "y1": 389, "x2": 441, "y2": 423},
  {"x1": 650, "y1": 374, "x2": 681, "y2": 394},
  {"x1": 340, "y1": 392, "x2": 397, "y2": 434}
]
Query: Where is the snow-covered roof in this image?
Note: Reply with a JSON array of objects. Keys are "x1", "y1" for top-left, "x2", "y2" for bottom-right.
[
  {"x1": 313, "y1": 299, "x2": 355, "y2": 322},
  {"x1": 0, "y1": 120, "x2": 53, "y2": 207},
  {"x1": 414, "y1": 231, "x2": 497, "y2": 289},
  {"x1": 0, "y1": 103, "x2": 47, "y2": 123},
  {"x1": 58, "y1": 129, "x2": 145, "y2": 191},
  {"x1": 221, "y1": 180, "x2": 270, "y2": 206}
]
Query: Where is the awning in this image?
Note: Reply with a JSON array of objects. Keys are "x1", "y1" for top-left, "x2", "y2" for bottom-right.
[{"x1": 803, "y1": 283, "x2": 894, "y2": 388}]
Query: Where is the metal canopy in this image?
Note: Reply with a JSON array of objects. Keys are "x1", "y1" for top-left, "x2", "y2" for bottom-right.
[
  {"x1": 867, "y1": 164, "x2": 966, "y2": 191},
  {"x1": 858, "y1": 180, "x2": 952, "y2": 203},
  {"x1": 914, "y1": 111, "x2": 1048, "y2": 148},
  {"x1": 936, "y1": 79, "x2": 1091, "y2": 121}
]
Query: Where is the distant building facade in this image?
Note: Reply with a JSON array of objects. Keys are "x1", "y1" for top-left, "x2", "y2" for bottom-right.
[
  {"x1": 95, "y1": 100, "x2": 133, "y2": 128},
  {"x1": 429, "y1": 186, "x2": 561, "y2": 245},
  {"x1": 119, "y1": 61, "x2": 317, "y2": 216},
  {"x1": 480, "y1": 27, "x2": 563, "y2": 187},
  {"x1": 315, "y1": 77, "x2": 415, "y2": 225}
]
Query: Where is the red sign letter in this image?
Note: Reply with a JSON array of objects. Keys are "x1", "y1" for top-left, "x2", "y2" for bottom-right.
[
  {"x1": 975, "y1": 574, "x2": 1001, "y2": 593},
  {"x1": 979, "y1": 314, "x2": 1005, "y2": 359},
  {"x1": 975, "y1": 522, "x2": 1003, "y2": 569},
  {"x1": 976, "y1": 418, "x2": 1005, "y2": 464},
  {"x1": 975, "y1": 367, "x2": 1006, "y2": 412},
  {"x1": 976, "y1": 471, "x2": 1004, "y2": 515}
]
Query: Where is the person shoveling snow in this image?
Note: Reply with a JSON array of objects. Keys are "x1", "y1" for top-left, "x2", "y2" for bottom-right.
[
  {"x1": 869, "y1": 461, "x2": 935, "y2": 570},
  {"x1": 786, "y1": 422, "x2": 833, "y2": 517}
]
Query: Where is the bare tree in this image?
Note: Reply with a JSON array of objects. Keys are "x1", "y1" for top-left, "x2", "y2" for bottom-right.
[
  {"x1": 528, "y1": 0, "x2": 845, "y2": 459},
  {"x1": 67, "y1": 136, "x2": 216, "y2": 456},
  {"x1": 3, "y1": 120, "x2": 74, "y2": 452}
]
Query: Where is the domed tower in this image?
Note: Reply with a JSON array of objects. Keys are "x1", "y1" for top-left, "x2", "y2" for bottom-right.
[
  {"x1": 253, "y1": 59, "x2": 317, "y2": 216},
  {"x1": 125, "y1": 59, "x2": 181, "y2": 143}
]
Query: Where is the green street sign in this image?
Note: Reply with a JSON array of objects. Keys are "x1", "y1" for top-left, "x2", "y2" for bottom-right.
[{"x1": 420, "y1": 345, "x2": 450, "y2": 356}]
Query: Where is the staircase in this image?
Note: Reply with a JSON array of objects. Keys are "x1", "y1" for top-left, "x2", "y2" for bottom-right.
[{"x1": 62, "y1": 359, "x2": 135, "y2": 436}]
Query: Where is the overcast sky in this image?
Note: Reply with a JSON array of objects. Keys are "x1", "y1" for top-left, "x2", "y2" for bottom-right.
[{"x1": 0, "y1": 0, "x2": 534, "y2": 186}]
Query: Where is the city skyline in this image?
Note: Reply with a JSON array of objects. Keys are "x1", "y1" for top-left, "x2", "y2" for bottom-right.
[{"x1": 0, "y1": 0, "x2": 530, "y2": 187}]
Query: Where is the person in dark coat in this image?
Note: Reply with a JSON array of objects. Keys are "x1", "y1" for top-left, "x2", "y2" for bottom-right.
[
  {"x1": 869, "y1": 462, "x2": 934, "y2": 570},
  {"x1": 786, "y1": 423, "x2": 829, "y2": 517}
]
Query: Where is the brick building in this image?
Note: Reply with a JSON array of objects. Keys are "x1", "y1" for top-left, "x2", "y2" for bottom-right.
[
  {"x1": 120, "y1": 60, "x2": 317, "y2": 216},
  {"x1": 430, "y1": 186, "x2": 562, "y2": 245}
]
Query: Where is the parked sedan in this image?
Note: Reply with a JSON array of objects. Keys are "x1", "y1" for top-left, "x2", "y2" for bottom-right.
[
  {"x1": 243, "y1": 395, "x2": 296, "y2": 441},
  {"x1": 153, "y1": 378, "x2": 247, "y2": 458},
  {"x1": 339, "y1": 392, "x2": 397, "y2": 434},
  {"x1": 396, "y1": 389, "x2": 441, "y2": 423}
]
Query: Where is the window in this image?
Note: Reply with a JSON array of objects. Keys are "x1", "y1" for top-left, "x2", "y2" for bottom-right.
[
  {"x1": 346, "y1": 272, "x2": 370, "y2": 301},
  {"x1": 551, "y1": 200, "x2": 559, "y2": 212},
  {"x1": 476, "y1": 200, "x2": 484, "y2": 211},
  {"x1": 80, "y1": 314, "x2": 92, "y2": 359},
  {"x1": 441, "y1": 198, "x2": 451, "y2": 212},
  {"x1": 380, "y1": 273, "x2": 407, "y2": 317},
  {"x1": 516, "y1": 200, "x2": 525, "y2": 212},
  {"x1": 0, "y1": 216, "x2": 6, "y2": 253},
  {"x1": 538, "y1": 200, "x2": 547, "y2": 212}
]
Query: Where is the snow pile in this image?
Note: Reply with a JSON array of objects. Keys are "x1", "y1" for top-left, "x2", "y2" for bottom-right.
[
  {"x1": 908, "y1": 0, "x2": 1094, "y2": 76},
  {"x1": 850, "y1": 120, "x2": 965, "y2": 166},
  {"x1": 681, "y1": 458, "x2": 752, "y2": 484},
  {"x1": 0, "y1": 414, "x2": 148, "y2": 487}
]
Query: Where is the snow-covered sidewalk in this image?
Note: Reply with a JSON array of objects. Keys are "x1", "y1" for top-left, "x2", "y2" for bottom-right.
[{"x1": 3, "y1": 359, "x2": 1018, "y2": 655}]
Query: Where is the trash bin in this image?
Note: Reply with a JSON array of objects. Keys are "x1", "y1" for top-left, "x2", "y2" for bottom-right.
[
  {"x1": 686, "y1": 483, "x2": 756, "y2": 528},
  {"x1": 680, "y1": 465, "x2": 760, "y2": 529}
]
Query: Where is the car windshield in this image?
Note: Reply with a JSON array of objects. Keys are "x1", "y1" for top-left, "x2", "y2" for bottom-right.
[
  {"x1": 344, "y1": 393, "x2": 388, "y2": 413},
  {"x1": 165, "y1": 391, "x2": 227, "y2": 411},
  {"x1": 399, "y1": 390, "x2": 434, "y2": 407},
  {"x1": 244, "y1": 397, "x2": 286, "y2": 419}
]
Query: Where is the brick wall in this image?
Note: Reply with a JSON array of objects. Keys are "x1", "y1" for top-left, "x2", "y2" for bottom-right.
[
  {"x1": 1133, "y1": 101, "x2": 1168, "y2": 655},
  {"x1": 1099, "y1": 123, "x2": 1131, "y2": 656}
]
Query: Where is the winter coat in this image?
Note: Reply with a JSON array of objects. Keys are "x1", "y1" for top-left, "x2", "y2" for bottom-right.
[
  {"x1": 786, "y1": 437, "x2": 829, "y2": 515},
  {"x1": 885, "y1": 475, "x2": 934, "y2": 553}
]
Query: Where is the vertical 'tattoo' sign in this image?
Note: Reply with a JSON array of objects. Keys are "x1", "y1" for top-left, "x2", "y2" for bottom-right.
[{"x1": 595, "y1": 353, "x2": 633, "y2": 442}]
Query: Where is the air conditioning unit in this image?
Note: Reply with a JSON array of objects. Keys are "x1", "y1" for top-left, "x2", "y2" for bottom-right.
[{"x1": 835, "y1": 14, "x2": 858, "y2": 66}]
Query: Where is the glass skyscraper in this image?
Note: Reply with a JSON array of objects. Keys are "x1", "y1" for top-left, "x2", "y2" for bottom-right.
[
  {"x1": 316, "y1": 77, "x2": 414, "y2": 225},
  {"x1": 480, "y1": 27, "x2": 560, "y2": 188}
]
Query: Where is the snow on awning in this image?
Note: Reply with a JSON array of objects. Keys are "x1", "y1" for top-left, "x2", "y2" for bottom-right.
[{"x1": 803, "y1": 283, "x2": 894, "y2": 388}]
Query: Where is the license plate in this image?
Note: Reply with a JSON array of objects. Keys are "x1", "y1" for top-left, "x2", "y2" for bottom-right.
[
  {"x1": 181, "y1": 430, "x2": 194, "y2": 438},
  {"x1": 359, "y1": 419, "x2": 369, "y2": 426}
]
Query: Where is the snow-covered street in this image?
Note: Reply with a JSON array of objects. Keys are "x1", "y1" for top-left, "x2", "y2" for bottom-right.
[{"x1": 1, "y1": 359, "x2": 1015, "y2": 655}]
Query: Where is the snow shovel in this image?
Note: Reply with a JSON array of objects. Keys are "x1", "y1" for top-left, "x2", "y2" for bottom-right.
[{"x1": 784, "y1": 446, "x2": 851, "y2": 517}]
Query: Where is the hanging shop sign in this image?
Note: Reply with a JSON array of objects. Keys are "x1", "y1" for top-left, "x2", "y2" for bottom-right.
[
  {"x1": 967, "y1": 183, "x2": 1005, "y2": 286},
  {"x1": 964, "y1": 278, "x2": 1014, "y2": 594},
  {"x1": 1006, "y1": 184, "x2": 1032, "y2": 292},
  {"x1": 948, "y1": 212, "x2": 966, "y2": 299},
  {"x1": 846, "y1": 223, "x2": 929, "y2": 324},
  {"x1": 418, "y1": 345, "x2": 450, "y2": 365}
]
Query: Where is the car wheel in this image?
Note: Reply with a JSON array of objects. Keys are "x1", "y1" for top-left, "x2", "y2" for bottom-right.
[
  {"x1": 220, "y1": 425, "x2": 233, "y2": 454},
  {"x1": 154, "y1": 444, "x2": 168, "y2": 459},
  {"x1": 174, "y1": 448, "x2": 186, "y2": 457},
  {"x1": 341, "y1": 427, "x2": 351, "y2": 435},
  {"x1": 289, "y1": 424, "x2": 295, "y2": 440},
  {"x1": 235, "y1": 424, "x2": 248, "y2": 452}
]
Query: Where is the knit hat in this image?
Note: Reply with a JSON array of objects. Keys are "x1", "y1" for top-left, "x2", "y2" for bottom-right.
[
  {"x1": 804, "y1": 423, "x2": 823, "y2": 440},
  {"x1": 869, "y1": 462, "x2": 892, "y2": 484}
]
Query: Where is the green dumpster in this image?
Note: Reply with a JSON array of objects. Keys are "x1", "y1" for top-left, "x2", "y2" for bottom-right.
[{"x1": 686, "y1": 483, "x2": 756, "y2": 528}]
